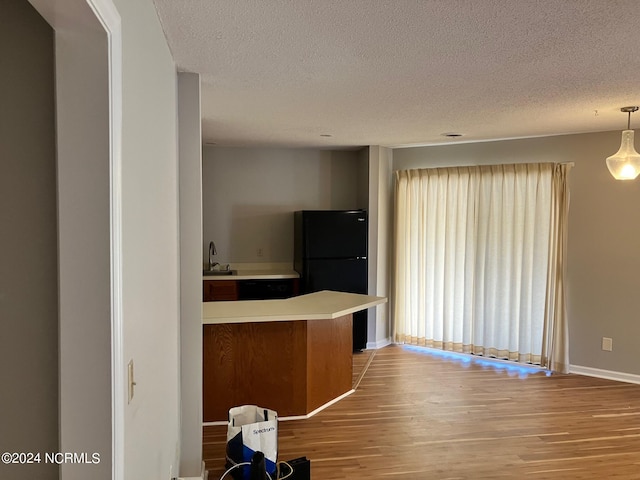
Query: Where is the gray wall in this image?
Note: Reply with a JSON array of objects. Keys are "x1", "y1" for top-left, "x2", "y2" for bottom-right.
[
  {"x1": 0, "y1": 1, "x2": 58, "y2": 478},
  {"x1": 51, "y1": 5, "x2": 112, "y2": 477},
  {"x1": 29, "y1": 0, "x2": 183, "y2": 477},
  {"x1": 202, "y1": 147, "x2": 367, "y2": 265},
  {"x1": 357, "y1": 147, "x2": 370, "y2": 210},
  {"x1": 393, "y1": 131, "x2": 640, "y2": 375}
]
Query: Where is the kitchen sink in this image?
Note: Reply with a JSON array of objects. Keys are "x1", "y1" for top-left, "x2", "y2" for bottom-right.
[{"x1": 203, "y1": 269, "x2": 236, "y2": 276}]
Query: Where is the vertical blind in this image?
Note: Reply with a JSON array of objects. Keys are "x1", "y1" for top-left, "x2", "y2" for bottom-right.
[{"x1": 393, "y1": 163, "x2": 569, "y2": 371}]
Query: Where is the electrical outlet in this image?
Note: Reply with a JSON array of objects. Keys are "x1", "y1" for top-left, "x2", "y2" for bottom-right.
[
  {"x1": 257, "y1": 247, "x2": 264, "y2": 257},
  {"x1": 602, "y1": 337, "x2": 613, "y2": 352}
]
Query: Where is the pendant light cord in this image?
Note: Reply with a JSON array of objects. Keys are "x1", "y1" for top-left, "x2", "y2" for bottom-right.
[{"x1": 621, "y1": 106, "x2": 639, "y2": 129}]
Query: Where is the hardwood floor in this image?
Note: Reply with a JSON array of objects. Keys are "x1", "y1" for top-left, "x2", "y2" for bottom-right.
[{"x1": 203, "y1": 344, "x2": 640, "y2": 479}]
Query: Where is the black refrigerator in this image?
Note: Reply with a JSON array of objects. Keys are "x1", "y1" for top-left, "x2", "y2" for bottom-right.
[{"x1": 293, "y1": 210, "x2": 368, "y2": 351}]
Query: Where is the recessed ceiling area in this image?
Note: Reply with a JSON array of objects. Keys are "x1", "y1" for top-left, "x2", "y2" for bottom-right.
[{"x1": 152, "y1": 0, "x2": 640, "y2": 149}]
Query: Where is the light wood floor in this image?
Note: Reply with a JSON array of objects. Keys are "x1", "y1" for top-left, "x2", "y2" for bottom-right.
[{"x1": 203, "y1": 345, "x2": 640, "y2": 479}]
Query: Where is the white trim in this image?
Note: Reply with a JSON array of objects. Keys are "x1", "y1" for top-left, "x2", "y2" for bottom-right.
[
  {"x1": 85, "y1": 1, "x2": 124, "y2": 479},
  {"x1": 203, "y1": 420, "x2": 227, "y2": 427},
  {"x1": 281, "y1": 389, "x2": 356, "y2": 421},
  {"x1": 175, "y1": 67, "x2": 182, "y2": 480},
  {"x1": 202, "y1": 389, "x2": 357, "y2": 427},
  {"x1": 366, "y1": 337, "x2": 391, "y2": 349},
  {"x1": 569, "y1": 365, "x2": 640, "y2": 385},
  {"x1": 178, "y1": 465, "x2": 207, "y2": 480}
]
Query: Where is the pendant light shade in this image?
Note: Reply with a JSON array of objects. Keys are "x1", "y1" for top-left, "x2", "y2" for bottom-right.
[{"x1": 606, "y1": 106, "x2": 640, "y2": 180}]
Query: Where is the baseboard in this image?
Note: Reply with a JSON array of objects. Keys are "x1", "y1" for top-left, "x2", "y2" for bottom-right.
[
  {"x1": 570, "y1": 364, "x2": 640, "y2": 385},
  {"x1": 366, "y1": 337, "x2": 391, "y2": 350},
  {"x1": 177, "y1": 461, "x2": 207, "y2": 480},
  {"x1": 202, "y1": 389, "x2": 356, "y2": 427},
  {"x1": 280, "y1": 389, "x2": 356, "y2": 422}
]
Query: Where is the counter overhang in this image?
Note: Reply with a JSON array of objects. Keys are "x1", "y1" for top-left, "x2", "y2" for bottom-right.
[{"x1": 202, "y1": 290, "x2": 387, "y2": 324}]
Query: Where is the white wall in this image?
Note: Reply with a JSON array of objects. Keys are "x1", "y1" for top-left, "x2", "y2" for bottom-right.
[
  {"x1": 393, "y1": 131, "x2": 640, "y2": 376},
  {"x1": 178, "y1": 72, "x2": 203, "y2": 477},
  {"x1": 113, "y1": 0, "x2": 181, "y2": 478},
  {"x1": 0, "y1": 2, "x2": 57, "y2": 478},
  {"x1": 202, "y1": 147, "x2": 367, "y2": 265},
  {"x1": 366, "y1": 146, "x2": 393, "y2": 348}
]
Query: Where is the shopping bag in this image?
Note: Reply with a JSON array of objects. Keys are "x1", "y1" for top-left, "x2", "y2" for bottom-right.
[{"x1": 226, "y1": 405, "x2": 278, "y2": 480}]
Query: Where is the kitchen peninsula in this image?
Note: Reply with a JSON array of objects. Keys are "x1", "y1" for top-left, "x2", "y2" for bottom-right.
[{"x1": 202, "y1": 290, "x2": 387, "y2": 422}]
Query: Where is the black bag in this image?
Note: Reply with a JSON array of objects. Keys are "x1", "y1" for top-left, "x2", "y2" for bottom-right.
[{"x1": 281, "y1": 457, "x2": 310, "y2": 480}]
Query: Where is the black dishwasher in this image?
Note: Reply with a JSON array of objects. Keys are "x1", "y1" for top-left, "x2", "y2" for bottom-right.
[{"x1": 237, "y1": 279, "x2": 295, "y2": 300}]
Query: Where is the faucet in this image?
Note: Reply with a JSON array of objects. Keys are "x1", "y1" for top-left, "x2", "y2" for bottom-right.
[{"x1": 208, "y1": 241, "x2": 218, "y2": 270}]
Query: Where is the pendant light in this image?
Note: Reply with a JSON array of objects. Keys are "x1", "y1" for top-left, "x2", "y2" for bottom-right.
[{"x1": 606, "y1": 106, "x2": 640, "y2": 180}]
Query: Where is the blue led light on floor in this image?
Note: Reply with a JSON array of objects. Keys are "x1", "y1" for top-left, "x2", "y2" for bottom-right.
[{"x1": 402, "y1": 344, "x2": 551, "y2": 379}]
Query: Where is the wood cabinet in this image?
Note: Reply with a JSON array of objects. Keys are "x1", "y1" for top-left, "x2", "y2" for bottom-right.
[
  {"x1": 203, "y1": 314, "x2": 353, "y2": 421},
  {"x1": 203, "y1": 280, "x2": 238, "y2": 301}
]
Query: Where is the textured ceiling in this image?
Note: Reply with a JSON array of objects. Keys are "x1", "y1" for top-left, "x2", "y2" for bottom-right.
[{"x1": 152, "y1": 0, "x2": 640, "y2": 149}]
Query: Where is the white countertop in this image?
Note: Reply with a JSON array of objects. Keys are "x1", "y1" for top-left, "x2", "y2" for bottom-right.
[
  {"x1": 202, "y1": 290, "x2": 387, "y2": 324},
  {"x1": 202, "y1": 268, "x2": 299, "y2": 281}
]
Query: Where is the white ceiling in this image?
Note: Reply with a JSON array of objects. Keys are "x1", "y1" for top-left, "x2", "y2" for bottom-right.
[{"x1": 152, "y1": 0, "x2": 640, "y2": 149}]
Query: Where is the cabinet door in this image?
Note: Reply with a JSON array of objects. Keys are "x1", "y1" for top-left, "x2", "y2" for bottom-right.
[
  {"x1": 203, "y1": 281, "x2": 216, "y2": 302},
  {"x1": 203, "y1": 280, "x2": 238, "y2": 301}
]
